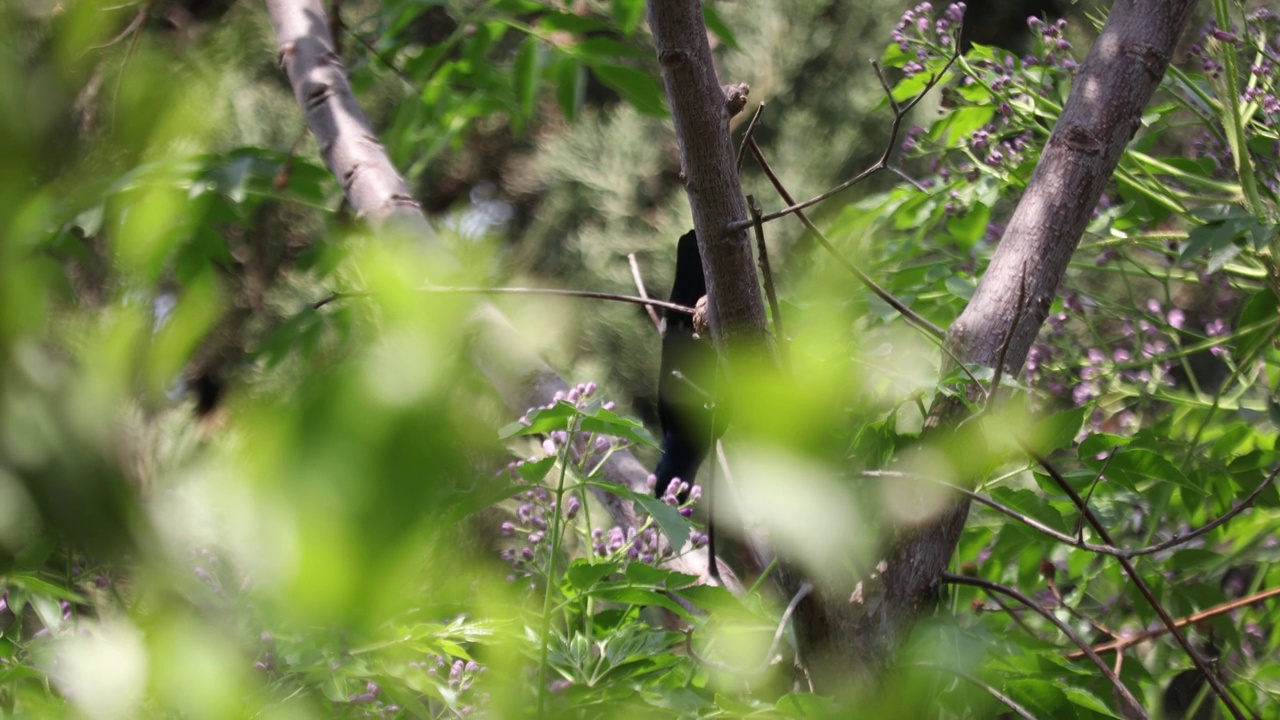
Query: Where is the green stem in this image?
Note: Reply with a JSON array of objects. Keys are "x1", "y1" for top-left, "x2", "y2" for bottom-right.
[
  {"x1": 536, "y1": 411, "x2": 578, "y2": 717},
  {"x1": 1126, "y1": 150, "x2": 1244, "y2": 196},
  {"x1": 1212, "y1": 0, "x2": 1264, "y2": 213}
]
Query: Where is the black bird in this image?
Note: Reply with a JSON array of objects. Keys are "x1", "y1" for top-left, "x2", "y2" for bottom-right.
[{"x1": 654, "y1": 230, "x2": 724, "y2": 499}]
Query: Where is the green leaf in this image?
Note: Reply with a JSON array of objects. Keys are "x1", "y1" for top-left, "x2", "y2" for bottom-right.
[
  {"x1": 702, "y1": 4, "x2": 741, "y2": 51},
  {"x1": 672, "y1": 583, "x2": 738, "y2": 612},
  {"x1": 7, "y1": 573, "x2": 84, "y2": 603},
  {"x1": 611, "y1": 0, "x2": 645, "y2": 36},
  {"x1": 1094, "y1": 448, "x2": 1194, "y2": 491},
  {"x1": 593, "y1": 587, "x2": 692, "y2": 619},
  {"x1": 944, "y1": 274, "x2": 976, "y2": 301},
  {"x1": 1062, "y1": 686, "x2": 1120, "y2": 717},
  {"x1": 1005, "y1": 679, "x2": 1070, "y2": 717},
  {"x1": 511, "y1": 36, "x2": 541, "y2": 126},
  {"x1": 1235, "y1": 288, "x2": 1279, "y2": 359},
  {"x1": 945, "y1": 202, "x2": 990, "y2": 248},
  {"x1": 1078, "y1": 433, "x2": 1130, "y2": 461},
  {"x1": 624, "y1": 562, "x2": 697, "y2": 589},
  {"x1": 989, "y1": 487, "x2": 1069, "y2": 533},
  {"x1": 929, "y1": 106, "x2": 996, "y2": 148},
  {"x1": 578, "y1": 406, "x2": 658, "y2": 448},
  {"x1": 516, "y1": 456, "x2": 556, "y2": 484},
  {"x1": 498, "y1": 401, "x2": 576, "y2": 439},
  {"x1": 1028, "y1": 406, "x2": 1090, "y2": 455},
  {"x1": 553, "y1": 58, "x2": 585, "y2": 121},
  {"x1": 567, "y1": 560, "x2": 618, "y2": 590},
  {"x1": 774, "y1": 693, "x2": 837, "y2": 718},
  {"x1": 588, "y1": 62, "x2": 667, "y2": 117},
  {"x1": 534, "y1": 11, "x2": 608, "y2": 35},
  {"x1": 629, "y1": 491, "x2": 692, "y2": 551},
  {"x1": 715, "y1": 694, "x2": 762, "y2": 714}
]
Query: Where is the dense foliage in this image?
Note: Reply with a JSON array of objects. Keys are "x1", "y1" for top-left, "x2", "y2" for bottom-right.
[{"x1": 1, "y1": 1, "x2": 1278, "y2": 718}]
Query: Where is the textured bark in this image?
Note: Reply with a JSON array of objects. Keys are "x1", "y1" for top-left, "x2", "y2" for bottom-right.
[
  {"x1": 789, "y1": 0, "x2": 1198, "y2": 685},
  {"x1": 646, "y1": 0, "x2": 768, "y2": 348},
  {"x1": 267, "y1": 0, "x2": 431, "y2": 235}
]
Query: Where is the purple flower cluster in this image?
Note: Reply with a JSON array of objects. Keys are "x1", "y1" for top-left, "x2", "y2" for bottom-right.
[
  {"x1": 517, "y1": 382, "x2": 618, "y2": 459},
  {"x1": 1027, "y1": 289, "x2": 1238, "y2": 433},
  {"x1": 891, "y1": 2, "x2": 967, "y2": 77},
  {"x1": 408, "y1": 654, "x2": 488, "y2": 715},
  {"x1": 1181, "y1": 14, "x2": 1280, "y2": 194},
  {"x1": 1025, "y1": 17, "x2": 1075, "y2": 71},
  {"x1": 498, "y1": 482, "x2": 560, "y2": 587},
  {"x1": 590, "y1": 525, "x2": 663, "y2": 564}
]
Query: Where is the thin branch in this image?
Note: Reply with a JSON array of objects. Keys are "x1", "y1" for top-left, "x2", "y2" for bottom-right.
[
  {"x1": 745, "y1": 140, "x2": 944, "y2": 340},
  {"x1": 88, "y1": 4, "x2": 149, "y2": 50},
  {"x1": 1048, "y1": 575, "x2": 1118, "y2": 641},
  {"x1": 1026, "y1": 448, "x2": 1247, "y2": 720},
  {"x1": 943, "y1": 572, "x2": 1148, "y2": 720},
  {"x1": 627, "y1": 253, "x2": 663, "y2": 331},
  {"x1": 1075, "y1": 449, "x2": 1118, "y2": 542},
  {"x1": 972, "y1": 587, "x2": 1044, "y2": 643},
  {"x1": 422, "y1": 285, "x2": 696, "y2": 316},
  {"x1": 736, "y1": 102, "x2": 766, "y2": 172},
  {"x1": 683, "y1": 582, "x2": 813, "y2": 676},
  {"x1": 908, "y1": 663, "x2": 1043, "y2": 720},
  {"x1": 863, "y1": 466, "x2": 1279, "y2": 560},
  {"x1": 346, "y1": 26, "x2": 416, "y2": 86},
  {"x1": 1066, "y1": 586, "x2": 1280, "y2": 659},
  {"x1": 747, "y1": 194, "x2": 788, "y2": 368},
  {"x1": 727, "y1": 50, "x2": 959, "y2": 233}
]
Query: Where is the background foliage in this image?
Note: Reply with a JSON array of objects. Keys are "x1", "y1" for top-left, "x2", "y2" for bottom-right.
[{"x1": 1, "y1": 0, "x2": 1278, "y2": 718}]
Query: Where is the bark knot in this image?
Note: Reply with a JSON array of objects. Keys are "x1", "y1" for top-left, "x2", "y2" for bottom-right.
[
  {"x1": 1056, "y1": 124, "x2": 1103, "y2": 155},
  {"x1": 722, "y1": 83, "x2": 750, "y2": 117},
  {"x1": 1122, "y1": 42, "x2": 1167, "y2": 81},
  {"x1": 658, "y1": 48, "x2": 690, "y2": 69}
]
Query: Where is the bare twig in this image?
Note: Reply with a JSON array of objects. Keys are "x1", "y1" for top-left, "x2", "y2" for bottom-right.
[
  {"x1": 746, "y1": 195, "x2": 787, "y2": 368},
  {"x1": 1075, "y1": 449, "x2": 1119, "y2": 542},
  {"x1": 1048, "y1": 575, "x2": 1119, "y2": 641},
  {"x1": 943, "y1": 572, "x2": 1147, "y2": 719},
  {"x1": 422, "y1": 285, "x2": 696, "y2": 316},
  {"x1": 736, "y1": 102, "x2": 766, "y2": 172},
  {"x1": 1026, "y1": 448, "x2": 1247, "y2": 720},
  {"x1": 627, "y1": 253, "x2": 663, "y2": 331},
  {"x1": 976, "y1": 589, "x2": 1043, "y2": 642},
  {"x1": 745, "y1": 140, "x2": 944, "y2": 340},
  {"x1": 727, "y1": 50, "x2": 960, "y2": 233},
  {"x1": 313, "y1": 285, "x2": 696, "y2": 316},
  {"x1": 1067, "y1": 586, "x2": 1280, "y2": 659}
]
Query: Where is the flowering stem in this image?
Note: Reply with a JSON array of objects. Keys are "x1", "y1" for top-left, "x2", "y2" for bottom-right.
[{"x1": 536, "y1": 411, "x2": 578, "y2": 716}]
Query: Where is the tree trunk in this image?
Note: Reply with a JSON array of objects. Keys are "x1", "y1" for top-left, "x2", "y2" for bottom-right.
[{"x1": 645, "y1": 0, "x2": 769, "y2": 350}]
